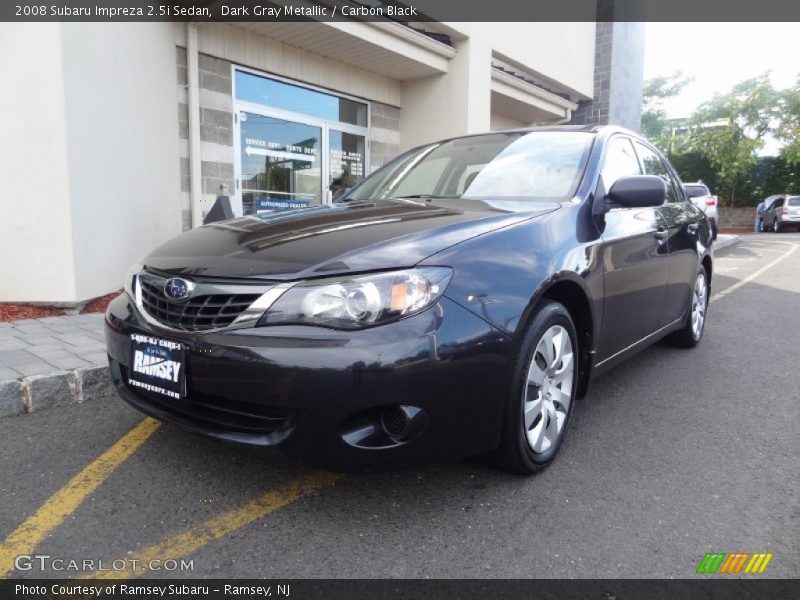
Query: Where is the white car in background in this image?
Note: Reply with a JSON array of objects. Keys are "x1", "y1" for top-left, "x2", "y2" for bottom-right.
[{"x1": 684, "y1": 181, "x2": 719, "y2": 239}]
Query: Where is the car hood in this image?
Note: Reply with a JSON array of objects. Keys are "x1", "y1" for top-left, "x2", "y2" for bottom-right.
[{"x1": 144, "y1": 199, "x2": 559, "y2": 280}]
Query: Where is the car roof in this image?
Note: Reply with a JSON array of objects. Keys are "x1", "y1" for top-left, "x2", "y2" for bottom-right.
[{"x1": 433, "y1": 124, "x2": 639, "y2": 145}]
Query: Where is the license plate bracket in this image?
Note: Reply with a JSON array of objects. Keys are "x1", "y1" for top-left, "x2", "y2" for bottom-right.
[{"x1": 128, "y1": 334, "x2": 186, "y2": 400}]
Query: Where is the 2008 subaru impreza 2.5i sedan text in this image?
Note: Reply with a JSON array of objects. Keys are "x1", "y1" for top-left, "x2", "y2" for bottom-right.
[{"x1": 105, "y1": 125, "x2": 712, "y2": 475}]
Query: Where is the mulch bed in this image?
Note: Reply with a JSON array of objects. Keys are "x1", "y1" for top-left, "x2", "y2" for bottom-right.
[{"x1": 0, "y1": 290, "x2": 122, "y2": 323}]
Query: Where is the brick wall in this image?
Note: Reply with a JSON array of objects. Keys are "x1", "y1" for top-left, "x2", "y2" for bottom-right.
[
  {"x1": 720, "y1": 206, "x2": 759, "y2": 228},
  {"x1": 176, "y1": 47, "x2": 235, "y2": 230}
]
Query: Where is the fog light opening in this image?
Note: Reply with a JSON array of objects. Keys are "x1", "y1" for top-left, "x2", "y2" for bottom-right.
[{"x1": 380, "y1": 405, "x2": 411, "y2": 441}]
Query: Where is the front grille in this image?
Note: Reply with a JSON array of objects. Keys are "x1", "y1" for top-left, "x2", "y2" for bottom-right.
[{"x1": 139, "y1": 279, "x2": 260, "y2": 331}]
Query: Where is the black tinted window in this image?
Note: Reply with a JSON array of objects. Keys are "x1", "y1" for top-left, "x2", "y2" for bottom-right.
[
  {"x1": 685, "y1": 185, "x2": 710, "y2": 197},
  {"x1": 636, "y1": 143, "x2": 680, "y2": 204}
]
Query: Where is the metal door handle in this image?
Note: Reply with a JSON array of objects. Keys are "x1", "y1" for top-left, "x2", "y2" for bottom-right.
[
  {"x1": 655, "y1": 230, "x2": 668, "y2": 241},
  {"x1": 687, "y1": 223, "x2": 699, "y2": 234}
]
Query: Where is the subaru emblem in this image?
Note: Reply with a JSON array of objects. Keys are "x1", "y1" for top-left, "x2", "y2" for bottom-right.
[{"x1": 163, "y1": 278, "x2": 194, "y2": 301}]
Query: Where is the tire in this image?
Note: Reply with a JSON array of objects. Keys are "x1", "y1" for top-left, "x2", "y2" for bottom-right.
[
  {"x1": 760, "y1": 219, "x2": 767, "y2": 233},
  {"x1": 666, "y1": 265, "x2": 709, "y2": 348},
  {"x1": 492, "y1": 301, "x2": 578, "y2": 475},
  {"x1": 773, "y1": 219, "x2": 781, "y2": 233}
]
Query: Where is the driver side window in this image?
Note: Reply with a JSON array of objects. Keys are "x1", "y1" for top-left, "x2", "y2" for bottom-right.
[{"x1": 601, "y1": 137, "x2": 642, "y2": 192}]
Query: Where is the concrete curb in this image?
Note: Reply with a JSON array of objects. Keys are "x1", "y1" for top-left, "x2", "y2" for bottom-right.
[{"x1": 0, "y1": 365, "x2": 114, "y2": 418}]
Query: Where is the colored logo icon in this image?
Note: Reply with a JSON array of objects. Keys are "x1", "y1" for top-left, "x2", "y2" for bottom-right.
[{"x1": 696, "y1": 552, "x2": 773, "y2": 574}]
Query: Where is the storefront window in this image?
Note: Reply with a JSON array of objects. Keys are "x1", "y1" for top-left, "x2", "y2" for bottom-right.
[
  {"x1": 235, "y1": 71, "x2": 367, "y2": 127},
  {"x1": 235, "y1": 69, "x2": 370, "y2": 215}
]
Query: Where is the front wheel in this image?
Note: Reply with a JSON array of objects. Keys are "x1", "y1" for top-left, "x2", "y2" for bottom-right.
[
  {"x1": 492, "y1": 301, "x2": 578, "y2": 475},
  {"x1": 666, "y1": 265, "x2": 709, "y2": 348},
  {"x1": 773, "y1": 219, "x2": 781, "y2": 233}
]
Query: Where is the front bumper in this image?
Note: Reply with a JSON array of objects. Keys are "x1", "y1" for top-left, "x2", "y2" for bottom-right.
[{"x1": 105, "y1": 294, "x2": 511, "y2": 471}]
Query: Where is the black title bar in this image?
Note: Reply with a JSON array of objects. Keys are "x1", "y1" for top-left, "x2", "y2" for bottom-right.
[
  {"x1": 4, "y1": 0, "x2": 800, "y2": 22},
  {"x1": 4, "y1": 579, "x2": 800, "y2": 600}
]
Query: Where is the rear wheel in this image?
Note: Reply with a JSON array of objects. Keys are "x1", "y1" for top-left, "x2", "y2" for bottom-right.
[
  {"x1": 773, "y1": 218, "x2": 781, "y2": 233},
  {"x1": 492, "y1": 301, "x2": 578, "y2": 475},
  {"x1": 666, "y1": 265, "x2": 708, "y2": 348}
]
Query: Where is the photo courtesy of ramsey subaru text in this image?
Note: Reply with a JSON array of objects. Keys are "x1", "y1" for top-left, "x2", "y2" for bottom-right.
[{"x1": 105, "y1": 126, "x2": 713, "y2": 475}]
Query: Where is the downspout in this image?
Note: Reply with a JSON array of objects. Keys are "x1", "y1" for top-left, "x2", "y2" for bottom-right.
[
  {"x1": 550, "y1": 107, "x2": 573, "y2": 125},
  {"x1": 186, "y1": 23, "x2": 203, "y2": 228}
]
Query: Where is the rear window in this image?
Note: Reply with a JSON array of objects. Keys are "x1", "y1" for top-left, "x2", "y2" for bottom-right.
[
  {"x1": 684, "y1": 185, "x2": 710, "y2": 197},
  {"x1": 787, "y1": 196, "x2": 800, "y2": 206}
]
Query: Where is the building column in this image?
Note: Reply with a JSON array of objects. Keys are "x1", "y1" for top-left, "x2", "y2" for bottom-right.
[
  {"x1": 569, "y1": 20, "x2": 645, "y2": 132},
  {"x1": 399, "y1": 36, "x2": 492, "y2": 150}
]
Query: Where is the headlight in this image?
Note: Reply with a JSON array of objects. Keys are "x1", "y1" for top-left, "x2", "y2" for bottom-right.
[
  {"x1": 258, "y1": 267, "x2": 452, "y2": 330},
  {"x1": 123, "y1": 262, "x2": 143, "y2": 300}
]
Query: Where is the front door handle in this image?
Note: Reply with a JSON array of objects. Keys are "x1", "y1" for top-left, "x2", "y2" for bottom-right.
[
  {"x1": 655, "y1": 230, "x2": 668, "y2": 241},
  {"x1": 687, "y1": 223, "x2": 699, "y2": 234}
]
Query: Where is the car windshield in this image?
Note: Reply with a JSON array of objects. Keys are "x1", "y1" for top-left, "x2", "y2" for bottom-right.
[
  {"x1": 685, "y1": 185, "x2": 710, "y2": 197},
  {"x1": 787, "y1": 196, "x2": 800, "y2": 206},
  {"x1": 347, "y1": 131, "x2": 593, "y2": 204}
]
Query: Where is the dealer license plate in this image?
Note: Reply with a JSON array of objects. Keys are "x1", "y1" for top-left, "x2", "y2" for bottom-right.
[{"x1": 128, "y1": 333, "x2": 186, "y2": 400}]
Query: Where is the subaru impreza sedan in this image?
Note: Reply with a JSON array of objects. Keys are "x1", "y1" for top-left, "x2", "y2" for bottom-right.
[{"x1": 105, "y1": 125, "x2": 712, "y2": 474}]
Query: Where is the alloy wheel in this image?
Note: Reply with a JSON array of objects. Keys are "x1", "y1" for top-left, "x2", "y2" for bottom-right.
[
  {"x1": 523, "y1": 325, "x2": 574, "y2": 454},
  {"x1": 691, "y1": 271, "x2": 708, "y2": 339}
]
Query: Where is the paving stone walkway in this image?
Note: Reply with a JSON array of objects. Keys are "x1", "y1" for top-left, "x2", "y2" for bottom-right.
[
  {"x1": 0, "y1": 313, "x2": 113, "y2": 417},
  {"x1": 0, "y1": 313, "x2": 107, "y2": 379}
]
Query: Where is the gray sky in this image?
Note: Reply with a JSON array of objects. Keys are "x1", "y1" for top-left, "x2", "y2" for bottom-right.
[{"x1": 644, "y1": 22, "x2": 800, "y2": 118}]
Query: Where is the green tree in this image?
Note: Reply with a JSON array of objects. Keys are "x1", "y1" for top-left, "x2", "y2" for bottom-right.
[
  {"x1": 776, "y1": 78, "x2": 800, "y2": 163},
  {"x1": 683, "y1": 74, "x2": 781, "y2": 206},
  {"x1": 641, "y1": 72, "x2": 692, "y2": 153}
]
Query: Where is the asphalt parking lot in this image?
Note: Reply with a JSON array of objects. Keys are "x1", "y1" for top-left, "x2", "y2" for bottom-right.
[{"x1": 1, "y1": 234, "x2": 798, "y2": 580}]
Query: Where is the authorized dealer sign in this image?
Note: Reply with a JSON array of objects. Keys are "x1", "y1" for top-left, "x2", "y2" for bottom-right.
[{"x1": 15, "y1": 584, "x2": 284, "y2": 597}]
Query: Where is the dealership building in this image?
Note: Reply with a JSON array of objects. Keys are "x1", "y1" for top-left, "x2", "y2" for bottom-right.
[{"x1": 0, "y1": 19, "x2": 643, "y2": 305}]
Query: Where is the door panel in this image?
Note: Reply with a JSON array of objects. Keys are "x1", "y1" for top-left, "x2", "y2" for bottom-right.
[
  {"x1": 660, "y1": 203, "x2": 700, "y2": 322},
  {"x1": 599, "y1": 207, "x2": 669, "y2": 359}
]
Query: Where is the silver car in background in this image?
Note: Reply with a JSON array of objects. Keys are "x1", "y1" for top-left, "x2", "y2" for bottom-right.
[
  {"x1": 684, "y1": 181, "x2": 719, "y2": 239},
  {"x1": 761, "y1": 194, "x2": 800, "y2": 232}
]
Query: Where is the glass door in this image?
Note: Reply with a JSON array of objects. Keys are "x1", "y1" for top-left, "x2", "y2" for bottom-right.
[
  {"x1": 328, "y1": 130, "x2": 366, "y2": 198},
  {"x1": 238, "y1": 111, "x2": 322, "y2": 215}
]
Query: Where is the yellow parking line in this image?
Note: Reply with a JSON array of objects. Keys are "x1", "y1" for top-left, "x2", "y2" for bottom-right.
[
  {"x1": 711, "y1": 244, "x2": 798, "y2": 304},
  {"x1": 0, "y1": 418, "x2": 161, "y2": 578},
  {"x1": 86, "y1": 470, "x2": 343, "y2": 579}
]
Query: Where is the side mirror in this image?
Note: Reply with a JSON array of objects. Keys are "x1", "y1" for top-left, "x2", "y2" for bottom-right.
[
  {"x1": 607, "y1": 175, "x2": 666, "y2": 209},
  {"x1": 331, "y1": 187, "x2": 352, "y2": 202}
]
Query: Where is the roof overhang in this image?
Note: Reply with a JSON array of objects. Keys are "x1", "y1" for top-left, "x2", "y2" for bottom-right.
[
  {"x1": 491, "y1": 68, "x2": 579, "y2": 124},
  {"x1": 232, "y1": 20, "x2": 456, "y2": 80}
]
